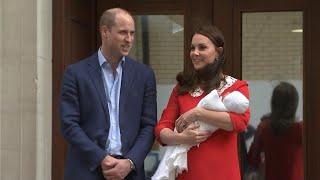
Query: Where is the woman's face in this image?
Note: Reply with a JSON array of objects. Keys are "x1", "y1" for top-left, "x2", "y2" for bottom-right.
[{"x1": 190, "y1": 33, "x2": 219, "y2": 70}]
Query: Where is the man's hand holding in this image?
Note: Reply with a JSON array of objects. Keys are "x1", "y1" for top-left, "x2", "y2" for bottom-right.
[
  {"x1": 101, "y1": 155, "x2": 118, "y2": 171},
  {"x1": 102, "y1": 159, "x2": 132, "y2": 180}
]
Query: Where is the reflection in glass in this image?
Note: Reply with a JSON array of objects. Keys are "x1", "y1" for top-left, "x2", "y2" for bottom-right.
[
  {"x1": 242, "y1": 12, "x2": 303, "y2": 180},
  {"x1": 130, "y1": 15, "x2": 184, "y2": 178},
  {"x1": 130, "y1": 15, "x2": 184, "y2": 84}
]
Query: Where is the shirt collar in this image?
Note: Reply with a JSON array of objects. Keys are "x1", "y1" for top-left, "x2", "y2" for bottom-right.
[{"x1": 98, "y1": 48, "x2": 126, "y2": 67}]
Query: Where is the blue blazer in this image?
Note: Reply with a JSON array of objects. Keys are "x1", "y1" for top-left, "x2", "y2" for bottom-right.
[{"x1": 60, "y1": 53, "x2": 157, "y2": 180}]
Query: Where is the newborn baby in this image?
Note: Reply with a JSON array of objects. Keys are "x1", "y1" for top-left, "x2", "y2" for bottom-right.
[{"x1": 152, "y1": 89, "x2": 249, "y2": 180}]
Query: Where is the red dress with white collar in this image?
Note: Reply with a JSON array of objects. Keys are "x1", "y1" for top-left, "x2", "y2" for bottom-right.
[{"x1": 154, "y1": 76, "x2": 250, "y2": 180}]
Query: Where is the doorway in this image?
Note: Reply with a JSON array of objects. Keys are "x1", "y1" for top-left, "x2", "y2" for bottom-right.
[
  {"x1": 52, "y1": 0, "x2": 214, "y2": 179},
  {"x1": 52, "y1": 0, "x2": 320, "y2": 179}
]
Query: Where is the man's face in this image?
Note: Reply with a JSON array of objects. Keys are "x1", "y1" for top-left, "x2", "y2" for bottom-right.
[{"x1": 104, "y1": 13, "x2": 135, "y2": 60}]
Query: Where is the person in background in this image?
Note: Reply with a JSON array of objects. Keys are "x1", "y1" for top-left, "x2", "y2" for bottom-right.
[
  {"x1": 60, "y1": 8, "x2": 157, "y2": 180},
  {"x1": 247, "y1": 82, "x2": 303, "y2": 180},
  {"x1": 154, "y1": 24, "x2": 250, "y2": 180}
]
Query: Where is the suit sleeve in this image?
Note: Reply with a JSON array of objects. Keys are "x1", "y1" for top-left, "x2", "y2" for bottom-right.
[
  {"x1": 227, "y1": 81, "x2": 251, "y2": 132},
  {"x1": 154, "y1": 85, "x2": 180, "y2": 145},
  {"x1": 124, "y1": 69, "x2": 157, "y2": 169},
  {"x1": 60, "y1": 66, "x2": 107, "y2": 171}
]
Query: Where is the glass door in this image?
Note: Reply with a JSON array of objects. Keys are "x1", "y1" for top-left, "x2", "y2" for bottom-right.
[
  {"x1": 241, "y1": 11, "x2": 304, "y2": 180},
  {"x1": 130, "y1": 14, "x2": 184, "y2": 177}
]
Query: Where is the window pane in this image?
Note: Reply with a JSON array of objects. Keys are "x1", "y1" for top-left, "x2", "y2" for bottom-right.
[{"x1": 130, "y1": 15, "x2": 184, "y2": 84}]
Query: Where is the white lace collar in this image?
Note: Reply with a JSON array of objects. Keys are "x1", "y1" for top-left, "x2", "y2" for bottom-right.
[
  {"x1": 189, "y1": 75, "x2": 238, "y2": 97},
  {"x1": 217, "y1": 76, "x2": 237, "y2": 95}
]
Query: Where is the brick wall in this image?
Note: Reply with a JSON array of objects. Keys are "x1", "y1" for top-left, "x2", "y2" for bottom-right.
[
  {"x1": 242, "y1": 12, "x2": 303, "y2": 80},
  {"x1": 131, "y1": 15, "x2": 184, "y2": 84}
]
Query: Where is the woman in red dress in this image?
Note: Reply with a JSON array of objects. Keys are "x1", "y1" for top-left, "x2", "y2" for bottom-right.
[
  {"x1": 154, "y1": 25, "x2": 250, "y2": 180},
  {"x1": 247, "y1": 82, "x2": 303, "y2": 180}
]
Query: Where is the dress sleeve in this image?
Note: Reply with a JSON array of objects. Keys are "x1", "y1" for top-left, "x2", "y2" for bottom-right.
[
  {"x1": 296, "y1": 121, "x2": 303, "y2": 145},
  {"x1": 154, "y1": 85, "x2": 180, "y2": 144},
  {"x1": 226, "y1": 81, "x2": 250, "y2": 132},
  {"x1": 247, "y1": 122, "x2": 264, "y2": 168}
]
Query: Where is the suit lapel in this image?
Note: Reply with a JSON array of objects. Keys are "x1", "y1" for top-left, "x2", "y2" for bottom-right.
[
  {"x1": 119, "y1": 57, "x2": 135, "y2": 108},
  {"x1": 119, "y1": 58, "x2": 136, "y2": 149},
  {"x1": 87, "y1": 53, "x2": 109, "y2": 121}
]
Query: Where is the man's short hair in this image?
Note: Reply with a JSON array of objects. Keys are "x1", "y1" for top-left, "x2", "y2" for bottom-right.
[{"x1": 99, "y1": 8, "x2": 133, "y2": 29}]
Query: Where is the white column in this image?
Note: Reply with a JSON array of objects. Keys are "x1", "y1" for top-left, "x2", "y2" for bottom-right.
[{"x1": 36, "y1": 0, "x2": 52, "y2": 179}]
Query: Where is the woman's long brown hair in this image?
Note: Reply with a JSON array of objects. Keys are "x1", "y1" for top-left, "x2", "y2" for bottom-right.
[
  {"x1": 176, "y1": 25, "x2": 226, "y2": 95},
  {"x1": 270, "y1": 82, "x2": 299, "y2": 135}
]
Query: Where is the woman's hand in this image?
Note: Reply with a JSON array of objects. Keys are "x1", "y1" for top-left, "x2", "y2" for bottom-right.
[
  {"x1": 179, "y1": 123, "x2": 211, "y2": 146},
  {"x1": 176, "y1": 107, "x2": 202, "y2": 133}
]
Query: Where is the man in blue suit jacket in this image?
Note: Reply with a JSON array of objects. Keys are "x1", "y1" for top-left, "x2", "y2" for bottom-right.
[{"x1": 60, "y1": 8, "x2": 157, "y2": 180}]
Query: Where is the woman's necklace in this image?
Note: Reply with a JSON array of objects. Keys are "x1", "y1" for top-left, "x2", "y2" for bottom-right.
[{"x1": 189, "y1": 87, "x2": 204, "y2": 97}]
